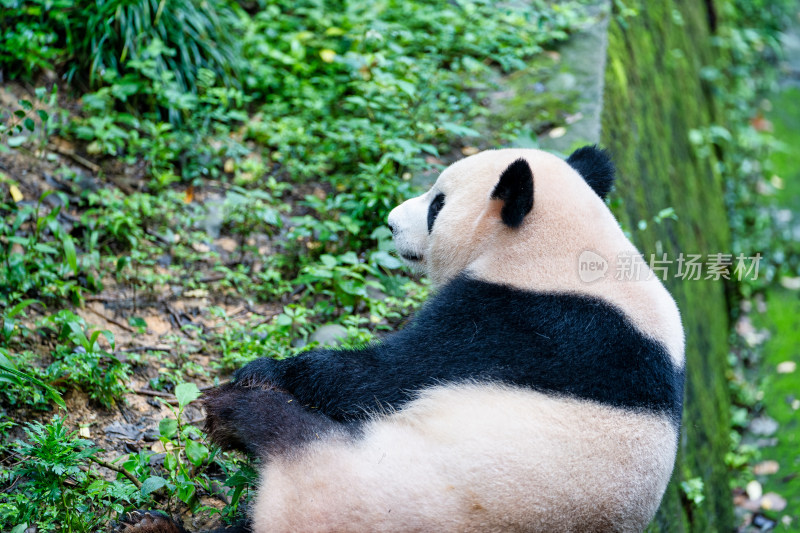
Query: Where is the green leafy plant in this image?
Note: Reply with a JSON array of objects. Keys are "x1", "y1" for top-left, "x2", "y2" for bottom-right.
[
  {"x1": 0, "y1": 191, "x2": 96, "y2": 307},
  {"x1": 222, "y1": 187, "x2": 284, "y2": 247},
  {"x1": 0, "y1": 349, "x2": 66, "y2": 410},
  {"x1": 0, "y1": 311, "x2": 133, "y2": 411},
  {"x1": 139, "y1": 383, "x2": 207, "y2": 507},
  {"x1": 680, "y1": 476, "x2": 706, "y2": 508},
  {"x1": 0, "y1": 0, "x2": 243, "y2": 93},
  {"x1": 0, "y1": 0, "x2": 75, "y2": 77},
  {"x1": 0, "y1": 416, "x2": 138, "y2": 532},
  {"x1": 42, "y1": 311, "x2": 130, "y2": 407},
  {"x1": 0, "y1": 88, "x2": 58, "y2": 151},
  {"x1": 142, "y1": 382, "x2": 256, "y2": 518}
]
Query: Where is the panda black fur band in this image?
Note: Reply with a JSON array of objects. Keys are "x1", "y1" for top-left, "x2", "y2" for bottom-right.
[{"x1": 234, "y1": 275, "x2": 683, "y2": 425}]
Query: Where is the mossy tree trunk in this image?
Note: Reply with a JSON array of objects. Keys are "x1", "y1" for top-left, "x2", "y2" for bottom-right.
[{"x1": 601, "y1": 1, "x2": 734, "y2": 530}]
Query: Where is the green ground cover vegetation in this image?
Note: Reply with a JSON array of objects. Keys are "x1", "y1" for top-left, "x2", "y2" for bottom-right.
[
  {"x1": 746, "y1": 84, "x2": 800, "y2": 531},
  {"x1": 0, "y1": 0, "x2": 584, "y2": 529}
]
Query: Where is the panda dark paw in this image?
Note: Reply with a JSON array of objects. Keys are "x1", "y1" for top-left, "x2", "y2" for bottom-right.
[
  {"x1": 203, "y1": 381, "x2": 270, "y2": 453},
  {"x1": 109, "y1": 510, "x2": 188, "y2": 533},
  {"x1": 203, "y1": 381, "x2": 340, "y2": 456}
]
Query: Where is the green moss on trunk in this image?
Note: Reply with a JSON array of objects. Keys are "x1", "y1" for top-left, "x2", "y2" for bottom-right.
[{"x1": 601, "y1": 1, "x2": 734, "y2": 530}]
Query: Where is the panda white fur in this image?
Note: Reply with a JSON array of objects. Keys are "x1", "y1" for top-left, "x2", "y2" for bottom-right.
[{"x1": 113, "y1": 146, "x2": 684, "y2": 533}]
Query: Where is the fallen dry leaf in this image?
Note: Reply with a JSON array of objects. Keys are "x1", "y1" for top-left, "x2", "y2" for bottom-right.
[
  {"x1": 51, "y1": 136, "x2": 75, "y2": 152},
  {"x1": 544, "y1": 51, "x2": 561, "y2": 61},
  {"x1": 746, "y1": 480, "x2": 763, "y2": 501},
  {"x1": 9, "y1": 184, "x2": 23, "y2": 203},
  {"x1": 750, "y1": 114, "x2": 773, "y2": 132},
  {"x1": 548, "y1": 126, "x2": 567, "y2": 139},
  {"x1": 214, "y1": 237, "x2": 238, "y2": 253},
  {"x1": 192, "y1": 242, "x2": 211, "y2": 253},
  {"x1": 780, "y1": 276, "x2": 800, "y2": 290},
  {"x1": 750, "y1": 416, "x2": 779, "y2": 437},
  {"x1": 151, "y1": 440, "x2": 176, "y2": 453},
  {"x1": 734, "y1": 493, "x2": 761, "y2": 512},
  {"x1": 753, "y1": 460, "x2": 780, "y2": 476},
  {"x1": 319, "y1": 49, "x2": 336, "y2": 63},
  {"x1": 144, "y1": 314, "x2": 172, "y2": 336},
  {"x1": 184, "y1": 289, "x2": 209, "y2": 299},
  {"x1": 761, "y1": 492, "x2": 787, "y2": 512}
]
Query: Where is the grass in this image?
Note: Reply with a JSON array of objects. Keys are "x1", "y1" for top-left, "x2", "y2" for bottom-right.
[
  {"x1": 755, "y1": 291, "x2": 800, "y2": 530},
  {"x1": 750, "y1": 83, "x2": 800, "y2": 531},
  {"x1": 769, "y1": 87, "x2": 800, "y2": 214}
]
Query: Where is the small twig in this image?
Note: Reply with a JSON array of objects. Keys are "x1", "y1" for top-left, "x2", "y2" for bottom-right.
[
  {"x1": 58, "y1": 210, "x2": 81, "y2": 224},
  {"x1": 47, "y1": 143, "x2": 101, "y2": 173},
  {"x1": 203, "y1": 180, "x2": 235, "y2": 193},
  {"x1": 107, "y1": 175, "x2": 136, "y2": 195},
  {"x1": 119, "y1": 345, "x2": 171, "y2": 353},
  {"x1": 0, "y1": 474, "x2": 22, "y2": 494},
  {"x1": 135, "y1": 388, "x2": 175, "y2": 398},
  {"x1": 135, "y1": 389, "x2": 193, "y2": 406},
  {"x1": 84, "y1": 305, "x2": 135, "y2": 332},
  {"x1": 145, "y1": 228, "x2": 173, "y2": 246},
  {"x1": 165, "y1": 303, "x2": 186, "y2": 328},
  {"x1": 198, "y1": 273, "x2": 227, "y2": 283},
  {"x1": 89, "y1": 456, "x2": 142, "y2": 489},
  {"x1": 227, "y1": 305, "x2": 246, "y2": 318},
  {"x1": 84, "y1": 294, "x2": 123, "y2": 302},
  {"x1": 136, "y1": 385, "x2": 219, "y2": 404}
]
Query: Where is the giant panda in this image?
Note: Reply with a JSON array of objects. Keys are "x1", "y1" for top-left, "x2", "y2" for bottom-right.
[{"x1": 113, "y1": 146, "x2": 684, "y2": 533}]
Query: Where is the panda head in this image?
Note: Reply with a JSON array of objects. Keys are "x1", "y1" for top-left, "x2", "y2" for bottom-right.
[{"x1": 387, "y1": 146, "x2": 616, "y2": 287}]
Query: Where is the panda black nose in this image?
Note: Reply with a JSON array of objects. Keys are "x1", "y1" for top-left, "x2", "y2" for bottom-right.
[{"x1": 388, "y1": 222, "x2": 397, "y2": 235}]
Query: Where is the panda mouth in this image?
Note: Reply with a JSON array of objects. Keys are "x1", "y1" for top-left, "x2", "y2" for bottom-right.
[{"x1": 400, "y1": 252, "x2": 423, "y2": 262}]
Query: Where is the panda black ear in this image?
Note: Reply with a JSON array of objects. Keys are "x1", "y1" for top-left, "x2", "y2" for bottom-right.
[
  {"x1": 566, "y1": 145, "x2": 616, "y2": 199},
  {"x1": 491, "y1": 158, "x2": 534, "y2": 228}
]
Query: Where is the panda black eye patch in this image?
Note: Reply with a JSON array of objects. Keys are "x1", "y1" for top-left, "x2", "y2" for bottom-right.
[{"x1": 427, "y1": 193, "x2": 445, "y2": 233}]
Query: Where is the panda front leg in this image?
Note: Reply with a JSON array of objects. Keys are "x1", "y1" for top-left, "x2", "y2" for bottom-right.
[
  {"x1": 230, "y1": 342, "x2": 421, "y2": 422},
  {"x1": 202, "y1": 380, "x2": 344, "y2": 457}
]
